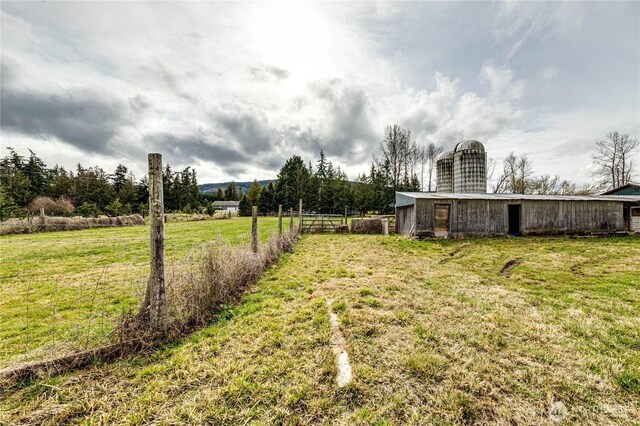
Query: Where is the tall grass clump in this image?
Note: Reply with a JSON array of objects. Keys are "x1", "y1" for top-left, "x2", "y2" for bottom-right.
[{"x1": 126, "y1": 229, "x2": 300, "y2": 338}]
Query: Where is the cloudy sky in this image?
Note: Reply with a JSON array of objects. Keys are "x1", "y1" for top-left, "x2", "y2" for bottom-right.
[{"x1": 1, "y1": 1, "x2": 638, "y2": 185}]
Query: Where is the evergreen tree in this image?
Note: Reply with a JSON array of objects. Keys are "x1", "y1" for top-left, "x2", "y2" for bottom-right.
[
  {"x1": 239, "y1": 194, "x2": 252, "y2": 216},
  {"x1": 258, "y1": 182, "x2": 276, "y2": 215},
  {"x1": 112, "y1": 164, "x2": 128, "y2": 193},
  {"x1": 47, "y1": 166, "x2": 74, "y2": 199},
  {"x1": 224, "y1": 182, "x2": 238, "y2": 201},
  {"x1": 247, "y1": 180, "x2": 262, "y2": 207},
  {"x1": 77, "y1": 202, "x2": 100, "y2": 217},
  {"x1": 24, "y1": 150, "x2": 48, "y2": 196},
  {"x1": 0, "y1": 185, "x2": 21, "y2": 221},
  {"x1": 274, "y1": 155, "x2": 312, "y2": 210}
]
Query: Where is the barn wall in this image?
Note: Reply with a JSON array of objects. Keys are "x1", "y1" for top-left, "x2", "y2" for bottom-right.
[
  {"x1": 406, "y1": 197, "x2": 625, "y2": 238},
  {"x1": 415, "y1": 199, "x2": 435, "y2": 237},
  {"x1": 520, "y1": 200, "x2": 622, "y2": 235},
  {"x1": 448, "y1": 199, "x2": 508, "y2": 238},
  {"x1": 522, "y1": 201, "x2": 562, "y2": 234},
  {"x1": 396, "y1": 205, "x2": 415, "y2": 235},
  {"x1": 631, "y1": 207, "x2": 640, "y2": 232}
]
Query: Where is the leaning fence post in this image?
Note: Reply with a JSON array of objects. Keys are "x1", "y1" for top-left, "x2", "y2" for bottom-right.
[
  {"x1": 298, "y1": 199, "x2": 303, "y2": 234},
  {"x1": 251, "y1": 205, "x2": 258, "y2": 253},
  {"x1": 278, "y1": 204, "x2": 283, "y2": 237},
  {"x1": 289, "y1": 208, "x2": 294, "y2": 232},
  {"x1": 144, "y1": 153, "x2": 168, "y2": 333}
]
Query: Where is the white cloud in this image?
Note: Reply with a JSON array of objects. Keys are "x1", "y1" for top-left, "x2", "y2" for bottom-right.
[{"x1": 480, "y1": 63, "x2": 525, "y2": 100}]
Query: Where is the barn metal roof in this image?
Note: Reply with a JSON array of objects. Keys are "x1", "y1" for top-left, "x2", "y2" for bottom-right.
[
  {"x1": 600, "y1": 182, "x2": 640, "y2": 195},
  {"x1": 396, "y1": 191, "x2": 640, "y2": 204}
]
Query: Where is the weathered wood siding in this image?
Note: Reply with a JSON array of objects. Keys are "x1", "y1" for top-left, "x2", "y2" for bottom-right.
[
  {"x1": 414, "y1": 199, "x2": 434, "y2": 237},
  {"x1": 408, "y1": 198, "x2": 625, "y2": 238},
  {"x1": 520, "y1": 201, "x2": 621, "y2": 235},
  {"x1": 396, "y1": 205, "x2": 415, "y2": 235}
]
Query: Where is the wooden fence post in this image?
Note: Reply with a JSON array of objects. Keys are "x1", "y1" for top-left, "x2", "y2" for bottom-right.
[
  {"x1": 143, "y1": 153, "x2": 168, "y2": 332},
  {"x1": 278, "y1": 205, "x2": 283, "y2": 237},
  {"x1": 289, "y1": 208, "x2": 294, "y2": 232},
  {"x1": 382, "y1": 218, "x2": 389, "y2": 236},
  {"x1": 298, "y1": 199, "x2": 303, "y2": 234},
  {"x1": 251, "y1": 206, "x2": 258, "y2": 253}
]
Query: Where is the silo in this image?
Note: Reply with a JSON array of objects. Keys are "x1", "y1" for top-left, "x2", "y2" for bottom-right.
[
  {"x1": 435, "y1": 150, "x2": 454, "y2": 193},
  {"x1": 452, "y1": 140, "x2": 486, "y2": 193}
]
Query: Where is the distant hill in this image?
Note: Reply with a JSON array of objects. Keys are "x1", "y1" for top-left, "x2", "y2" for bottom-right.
[{"x1": 199, "y1": 180, "x2": 276, "y2": 194}]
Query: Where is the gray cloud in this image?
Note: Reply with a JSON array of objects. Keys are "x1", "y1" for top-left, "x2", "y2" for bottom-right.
[
  {"x1": 306, "y1": 79, "x2": 377, "y2": 162},
  {"x1": 144, "y1": 132, "x2": 250, "y2": 167},
  {"x1": 214, "y1": 108, "x2": 279, "y2": 154},
  {"x1": 0, "y1": 87, "x2": 131, "y2": 155}
]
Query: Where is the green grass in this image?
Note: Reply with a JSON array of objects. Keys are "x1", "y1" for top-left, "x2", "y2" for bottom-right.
[
  {"x1": 0, "y1": 217, "x2": 279, "y2": 367},
  {"x1": 1, "y1": 234, "x2": 639, "y2": 424}
]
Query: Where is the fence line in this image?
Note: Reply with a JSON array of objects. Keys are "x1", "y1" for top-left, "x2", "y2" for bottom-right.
[{"x1": 0, "y1": 153, "x2": 298, "y2": 372}]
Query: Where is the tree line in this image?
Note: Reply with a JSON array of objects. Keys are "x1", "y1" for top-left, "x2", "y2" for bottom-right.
[
  {"x1": 1, "y1": 128, "x2": 636, "y2": 221},
  {"x1": 239, "y1": 125, "x2": 426, "y2": 216},
  {"x1": 0, "y1": 149, "x2": 213, "y2": 220}
]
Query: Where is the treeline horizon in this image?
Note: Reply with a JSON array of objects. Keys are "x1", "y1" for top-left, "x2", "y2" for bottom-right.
[{"x1": 1, "y1": 127, "x2": 635, "y2": 221}]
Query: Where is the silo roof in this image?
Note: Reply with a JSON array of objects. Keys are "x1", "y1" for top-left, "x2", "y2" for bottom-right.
[
  {"x1": 454, "y1": 140, "x2": 485, "y2": 152},
  {"x1": 436, "y1": 150, "x2": 454, "y2": 161}
]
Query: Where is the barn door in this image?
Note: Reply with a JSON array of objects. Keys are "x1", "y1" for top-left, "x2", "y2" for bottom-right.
[
  {"x1": 434, "y1": 204, "x2": 450, "y2": 238},
  {"x1": 508, "y1": 204, "x2": 521, "y2": 236}
]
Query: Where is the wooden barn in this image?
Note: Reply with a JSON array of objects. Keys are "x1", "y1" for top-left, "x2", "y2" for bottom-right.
[{"x1": 396, "y1": 192, "x2": 640, "y2": 238}]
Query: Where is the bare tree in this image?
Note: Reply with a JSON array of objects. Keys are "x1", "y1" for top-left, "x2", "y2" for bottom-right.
[
  {"x1": 493, "y1": 152, "x2": 535, "y2": 194},
  {"x1": 592, "y1": 131, "x2": 639, "y2": 189},
  {"x1": 424, "y1": 142, "x2": 443, "y2": 192},
  {"x1": 417, "y1": 145, "x2": 426, "y2": 191},
  {"x1": 377, "y1": 124, "x2": 412, "y2": 190},
  {"x1": 528, "y1": 175, "x2": 560, "y2": 194},
  {"x1": 486, "y1": 157, "x2": 496, "y2": 180}
]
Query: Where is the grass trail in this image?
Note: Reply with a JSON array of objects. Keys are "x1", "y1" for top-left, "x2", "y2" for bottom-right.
[
  {"x1": 2, "y1": 235, "x2": 639, "y2": 424},
  {"x1": 0, "y1": 218, "x2": 279, "y2": 367}
]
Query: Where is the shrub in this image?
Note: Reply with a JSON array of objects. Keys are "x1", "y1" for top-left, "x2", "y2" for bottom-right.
[
  {"x1": 28, "y1": 196, "x2": 75, "y2": 216},
  {"x1": 104, "y1": 199, "x2": 124, "y2": 217},
  {"x1": 77, "y1": 202, "x2": 101, "y2": 218}
]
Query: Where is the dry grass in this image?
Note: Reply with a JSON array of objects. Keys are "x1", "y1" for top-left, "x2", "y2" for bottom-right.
[
  {"x1": 0, "y1": 215, "x2": 146, "y2": 235},
  {"x1": 0, "y1": 229, "x2": 300, "y2": 388},
  {"x1": 2, "y1": 235, "x2": 638, "y2": 425},
  {"x1": 149, "y1": 230, "x2": 300, "y2": 335}
]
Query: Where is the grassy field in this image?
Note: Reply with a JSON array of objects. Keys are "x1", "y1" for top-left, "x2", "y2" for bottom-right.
[
  {"x1": 0, "y1": 217, "x2": 279, "y2": 368},
  {"x1": 2, "y1": 233, "x2": 639, "y2": 424}
]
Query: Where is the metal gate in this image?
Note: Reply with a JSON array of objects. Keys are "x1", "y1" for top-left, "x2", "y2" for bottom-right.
[{"x1": 301, "y1": 214, "x2": 346, "y2": 233}]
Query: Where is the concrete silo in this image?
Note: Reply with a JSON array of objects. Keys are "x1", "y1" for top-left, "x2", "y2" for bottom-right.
[
  {"x1": 452, "y1": 140, "x2": 487, "y2": 193},
  {"x1": 435, "y1": 150, "x2": 454, "y2": 192}
]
